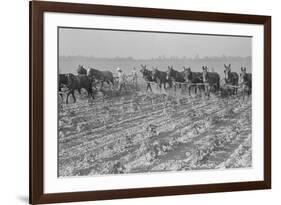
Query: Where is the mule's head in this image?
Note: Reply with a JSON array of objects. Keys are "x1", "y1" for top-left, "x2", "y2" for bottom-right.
[
  {"x1": 59, "y1": 74, "x2": 68, "y2": 85},
  {"x1": 77, "y1": 64, "x2": 88, "y2": 75},
  {"x1": 183, "y1": 66, "x2": 191, "y2": 72},
  {"x1": 65, "y1": 73, "x2": 76, "y2": 86},
  {"x1": 241, "y1": 66, "x2": 247, "y2": 73},
  {"x1": 202, "y1": 66, "x2": 208, "y2": 72},
  {"x1": 224, "y1": 64, "x2": 231, "y2": 79},
  {"x1": 183, "y1": 67, "x2": 192, "y2": 82},
  {"x1": 87, "y1": 68, "x2": 96, "y2": 77},
  {"x1": 140, "y1": 64, "x2": 147, "y2": 75}
]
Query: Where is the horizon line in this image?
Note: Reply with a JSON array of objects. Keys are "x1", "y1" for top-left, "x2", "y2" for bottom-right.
[{"x1": 59, "y1": 55, "x2": 252, "y2": 60}]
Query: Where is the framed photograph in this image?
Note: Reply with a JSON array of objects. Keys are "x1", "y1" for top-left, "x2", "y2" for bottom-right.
[{"x1": 30, "y1": 1, "x2": 271, "y2": 204}]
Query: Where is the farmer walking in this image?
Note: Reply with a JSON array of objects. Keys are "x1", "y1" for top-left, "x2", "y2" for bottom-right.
[{"x1": 117, "y1": 67, "x2": 127, "y2": 92}]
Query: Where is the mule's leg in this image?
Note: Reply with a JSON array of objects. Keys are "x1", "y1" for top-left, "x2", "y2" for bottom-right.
[
  {"x1": 90, "y1": 88, "x2": 95, "y2": 99},
  {"x1": 228, "y1": 88, "x2": 232, "y2": 98},
  {"x1": 60, "y1": 93, "x2": 63, "y2": 101},
  {"x1": 215, "y1": 85, "x2": 218, "y2": 94},
  {"x1": 66, "y1": 90, "x2": 75, "y2": 104},
  {"x1": 182, "y1": 84, "x2": 185, "y2": 93},
  {"x1": 242, "y1": 87, "x2": 245, "y2": 101},
  {"x1": 204, "y1": 85, "x2": 207, "y2": 97},
  {"x1": 110, "y1": 79, "x2": 114, "y2": 90},
  {"x1": 87, "y1": 87, "x2": 94, "y2": 99},
  {"x1": 110, "y1": 78, "x2": 115, "y2": 86},
  {"x1": 59, "y1": 87, "x2": 63, "y2": 101},
  {"x1": 167, "y1": 81, "x2": 171, "y2": 89},
  {"x1": 146, "y1": 83, "x2": 151, "y2": 92},
  {"x1": 248, "y1": 86, "x2": 251, "y2": 96},
  {"x1": 204, "y1": 85, "x2": 206, "y2": 96},
  {"x1": 148, "y1": 83, "x2": 152, "y2": 92},
  {"x1": 124, "y1": 83, "x2": 128, "y2": 93},
  {"x1": 205, "y1": 85, "x2": 210, "y2": 99},
  {"x1": 183, "y1": 84, "x2": 187, "y2": 93},
  {"x1": 66, "y1": 91, "x2": 71, "y2": 104},
  {"x1": 85, "y1": 88, "x2": 90, "y2": 101},
  {"x1": 214, "y1": 84, "x2": 217, "y2": 94},
  {"x1": 118, "y1": 83, "x2": 122, "y2": 92},
  {"x1": 122, "y1": 83, "x2": 126, "y2": 93},
  {"x1": 72, "y1": 91, "x2": 76, "y2": 103}
]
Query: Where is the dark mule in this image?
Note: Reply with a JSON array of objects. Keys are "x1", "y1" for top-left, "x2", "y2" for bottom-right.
[
  {"x1": 152, "y1": 67, "x2": 171, "y2": 90},
  {"x1": 166, "y1": 66, "x2": 185, "y2": 91},
  {"x1": 77, "y1": 65, "x2": 87, "y2": 75},
  {"x1": 64, "y1": 73, "x2": 94, "y2": 104},
  {"x1": 202, "y1": 66, "x2": 220, "y2": 97},
  {"x1": 183, "y1": 66, "x2": 203, "y2": 96},
  {"x1": 224, "y1": 64, "x2": 239, "y2": 95},
  {"x1": 140, "y1": 64, "x2": 154, "y2": 92},
  {"x1": 240, "y1": 67, "x2": 252, "y2": 100},
  {"x1": 87, "y1": 68, "x2": 114, "y2": 88}
]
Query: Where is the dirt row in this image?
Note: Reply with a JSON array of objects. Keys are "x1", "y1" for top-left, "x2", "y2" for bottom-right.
[{"x1": 58, "y1": 91, "x2": 252, "y2": 177}]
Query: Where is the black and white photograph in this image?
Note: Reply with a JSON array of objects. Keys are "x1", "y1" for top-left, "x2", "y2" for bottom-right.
[{"x1": 58, "y1": 27, "x2": 252, "y2": 177}]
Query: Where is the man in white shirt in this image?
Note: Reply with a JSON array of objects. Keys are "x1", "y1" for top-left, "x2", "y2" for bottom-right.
[
  {"x1": 117, "y1": 67, "x2": 126, "y2": 92},
  {"x1": 132, "y1": 67, "x2": 138, "y2": 89}
]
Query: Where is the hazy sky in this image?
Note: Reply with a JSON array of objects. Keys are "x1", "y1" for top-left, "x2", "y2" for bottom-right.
[{"x1": 59, "y1": 27, "x2": 252, "y2": 59}]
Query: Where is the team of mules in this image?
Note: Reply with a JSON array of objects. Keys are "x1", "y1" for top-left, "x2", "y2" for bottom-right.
[
  {"x1": 59, "y1": 65, "x2": 115, "y2": 103},
  {"x1": 140, "y1": 64, "x2": 251, "y2": 99},
  {"x1": 59, "y1": 64, "x2": 252, "y2": 103}
]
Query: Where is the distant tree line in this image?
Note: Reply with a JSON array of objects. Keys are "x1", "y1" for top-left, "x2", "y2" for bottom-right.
[{"x1": 60, "y1": 55, "x2": 251, "y2": 62}]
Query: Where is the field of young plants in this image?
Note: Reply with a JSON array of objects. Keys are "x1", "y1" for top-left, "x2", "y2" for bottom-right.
[{"x1": 58, "y1": 86, "x2": 252, "y2": 177}]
